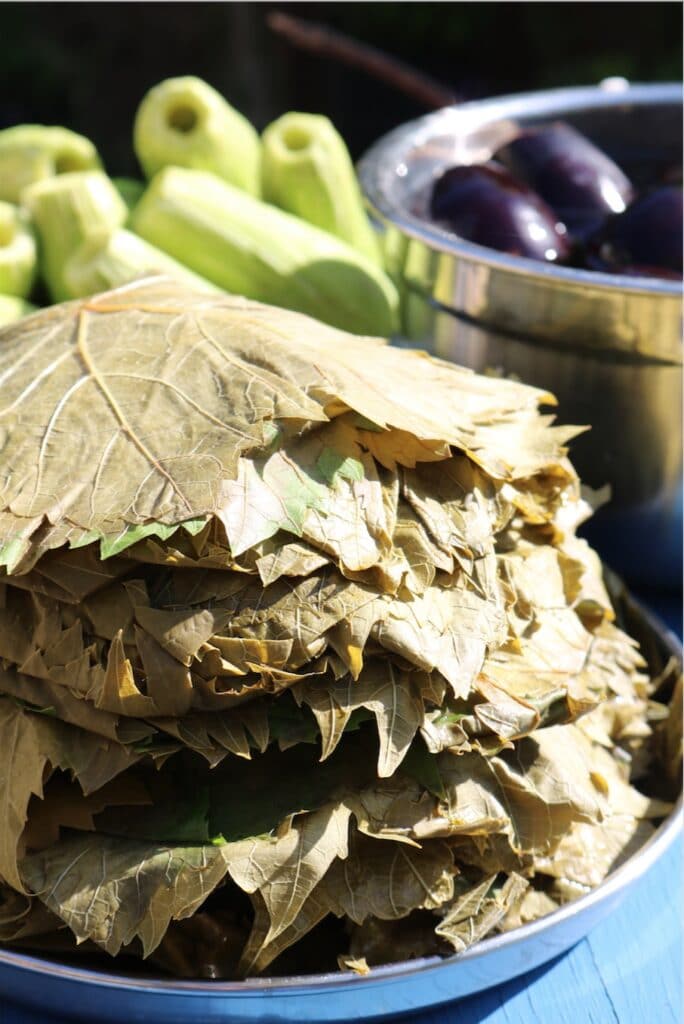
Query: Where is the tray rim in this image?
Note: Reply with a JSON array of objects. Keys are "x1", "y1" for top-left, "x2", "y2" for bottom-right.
[{"x1": 0, "y1": 595, "x2": 681, "y2": 1000}]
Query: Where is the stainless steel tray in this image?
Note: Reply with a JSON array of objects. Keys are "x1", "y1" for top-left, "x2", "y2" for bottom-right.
[{"x1": 0, "y1": 599, "x2": 681, "y2": 1024}]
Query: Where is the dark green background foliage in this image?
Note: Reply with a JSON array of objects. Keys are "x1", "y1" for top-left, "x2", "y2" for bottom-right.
[{"x1": 1, "y1": 2, "x2": 681, "y2": 174}]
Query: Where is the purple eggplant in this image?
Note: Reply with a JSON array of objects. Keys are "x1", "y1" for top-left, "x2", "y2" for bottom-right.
[
  {"x1": 494, "y1": 122, "x2": 635, "y2": 240},
  {"x1": 430, "y1": 161, "x2": 570, "y2": 262},
  {"x1": 586, "y1": 185, "x2": 682, "y2": 277}
]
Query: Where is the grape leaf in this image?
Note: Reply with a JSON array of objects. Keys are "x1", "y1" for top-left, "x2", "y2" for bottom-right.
[
  {"x1": 0, "y1": 276, "x2": 576, "y2": 567},
  {"x1": 0, "y1": 698, "x2": 140, "y2": 891}
]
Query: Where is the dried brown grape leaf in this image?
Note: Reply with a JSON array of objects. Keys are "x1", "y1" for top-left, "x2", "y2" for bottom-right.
[
  {"x1": 136, "y1": 565, "x2": 378, "y2": 674},
  {"x1": 81, "y1": 579, "x2": 142, "y2": 643},
  {"x1": 356, "y1": 426, "x2": 450, "y2": 473},
  {"x1": 500, "y1": 544, "x2": 574, "y2": 616},
  {"x1": 576, "y1": 620, "x2": 648, "y2": 700},
  {"x1": 0, "y1": 586, "x2": 35, "y2": 665},
  {"x1": 255, "y1": 540, "x2": 329, "y2": 587},
  {"x1": 292, "y1": 685, "x2": 350, "y2": 762},
  {"x1": 479, "y1": 728, "x2": 605, "y2": 852},
  {"x1": 89, "y1": 631, "x2": 159, "y2": 717},
  {"x1": 577, "y1": 694, "x2": 651, "y2": 750},
  {"x1": 18, "y1": 546, "x2": 135, "y2": 604},
  {"x1": 21, "y1": 833, "x2": 236, "y2": 957},
  {"x1": 238, "y1": 888, "x2": 330, "y2": 976},
  {"x1": 482, "y1": 605, "x2": 598, "y2": 704},
  {"x1": 0, "y1": 699, "x2": 140, "y2": 891},
  {"x1": 21, "y1": 774, "x2": 150, "y2": 853},
  {"x1": 134, "y1": 626, "x2": 195, "y2": 717},
  {"x1": 659, "y1": 672, "x2": 683, "y2": 786},
  {"x1": 447, "y1": 832, "x2": 528, "y2": 876},
  {"x1": 195, "y1": 296, "x2": 558, "y2": 463},
  {"x1": 227, "y1": 802, "x2": 352, "y2": 946},
  {"x1": 238, "y1": 823, "x2": 453, "y2": 974},
  {"x1": 348, "y1": 775, "x2": 437, "y2": 845},
  {"x1": 324, "y1": 594, "x2": 388, "y2": 679},
  {"x1": 134, "y1": 606, "x2": 227, "y2": 666},
  {"x1": 534, "y1": 816, "x2": 656, "y2": 888},
  {"x1": 402, "y1": 456, "x2": 503, "y2": 564},
  {"x1": 500, "y1": 888, "x2": 558, "y2": 931},
  {"x1": 472, "y1": 677, "x2": 540, "y2": 741},
  {"x1": 371, "y1": 577, "x2": 506, "y2": 697},
  {"x1": 210, "y1": 637, "x2": 294, "y2": 673},
  {"x1": 466, "y1": 413, "x2": 581, "y2": 482},
  {"x1": 435, "y1": 873, "x2": 529, "y2": 952},
  {"x1": 219, "y1": 417, "x2": 394, "y2": 574},
  {"x1": 154, "y1": 703, "x2": 270, "y2": 764},
  {"x1": 297, "y1": 662, "x2": 424, "y2": 775},
  {"x1": 583, "y1": 739, "x2": 671, "y2": 819},
  {"x1": 321, "y1": 833, "x2": 455, "y2": 923},
  {"x1": 338, "y1": 954, "x2": 371, "y2": 975},
  {"x1": 0, "y1": 663, "x2": 153, "y2": 744},
  {"x1": 420, "y1": 707, "x2": 471, "y2": 756},
  {"x1": 412, "y1": 726, "x2": 606, "y2": 854},
  {"x1": 0, "y1": 277, "x2": 569, "y2": 565}
]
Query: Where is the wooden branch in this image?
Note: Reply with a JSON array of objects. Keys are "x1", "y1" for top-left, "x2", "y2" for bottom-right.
[{"x1": 267, "y1": 10, "x2": 458, "y2": 110}]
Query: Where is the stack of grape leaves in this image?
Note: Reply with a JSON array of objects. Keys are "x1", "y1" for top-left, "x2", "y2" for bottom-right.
[{"x1": 0, "y1": 277, "x2": 679, "y2": 980}]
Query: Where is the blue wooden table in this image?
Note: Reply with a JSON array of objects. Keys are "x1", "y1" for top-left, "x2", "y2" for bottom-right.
[{"x1": 1, "y1": 596, "x2": 681, "y2": 1024}]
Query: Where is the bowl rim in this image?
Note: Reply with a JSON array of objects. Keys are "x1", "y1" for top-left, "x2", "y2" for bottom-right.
[
  {"x1": 358, "y1": 81, "x2": 683, "y2": 298},
  {"x1": 0, "y1": 596, "x2": 681, "y2": 998}
]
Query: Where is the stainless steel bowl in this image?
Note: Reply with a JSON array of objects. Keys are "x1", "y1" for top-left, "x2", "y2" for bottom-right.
[{"x1": 359, "y1": 82, "x2": 683, "y2": 586}]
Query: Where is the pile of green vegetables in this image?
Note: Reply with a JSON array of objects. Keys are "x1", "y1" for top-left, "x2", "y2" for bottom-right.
[{"x1": 0, "y1": 76, "x2": 398, "y2": 336}]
